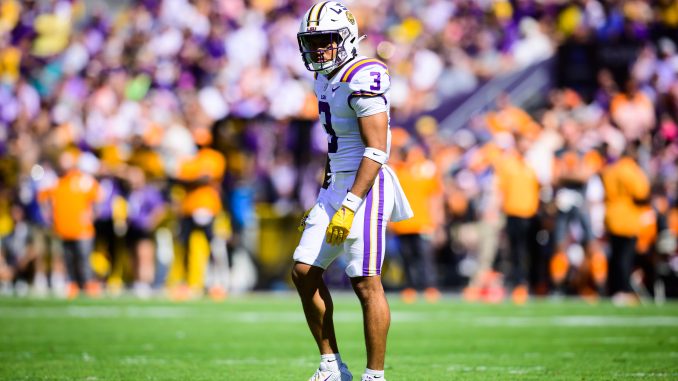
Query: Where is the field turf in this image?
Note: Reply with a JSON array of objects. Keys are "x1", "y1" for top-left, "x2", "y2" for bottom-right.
[{"x1": 1, "y1": 293, "x2": 677, "y2": 380}]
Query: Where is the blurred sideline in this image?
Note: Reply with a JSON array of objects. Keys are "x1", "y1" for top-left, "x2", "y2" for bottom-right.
[{"x1": 0, "y1": 0, "x2": 677, "y2": 306}]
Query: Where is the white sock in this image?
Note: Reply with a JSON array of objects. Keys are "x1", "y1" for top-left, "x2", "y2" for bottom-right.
[
  {"x1": 365, "y1": 368, "x2": 384, "y2": 378},
  {"x1": 321, "y1": 353, "x2": 343, "y2": 363},
  {"x1": 320, "y1": 353, "x2": 341, "y2": 371}
]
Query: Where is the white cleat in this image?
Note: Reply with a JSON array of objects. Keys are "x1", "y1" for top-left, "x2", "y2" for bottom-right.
[{"x1": 308, "y1": 361, "x2": 353, "y2": 381}]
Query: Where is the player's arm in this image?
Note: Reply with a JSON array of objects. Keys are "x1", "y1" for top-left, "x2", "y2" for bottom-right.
[
  {"x1": 344, "y1": 62, "x2": 390, "y2": 199},
  {"x1": 326, "y1": 61, "x2": 390, "y2": 245},
  {"x1": 299, "y1": 155, "x2": 331, "y2": 232},
  {"x1": 325, "y1": 112, "x2": 387, "y2": 245},
  {"x1": 350, "y1": 112, "x2": 388, "y2": 198}
]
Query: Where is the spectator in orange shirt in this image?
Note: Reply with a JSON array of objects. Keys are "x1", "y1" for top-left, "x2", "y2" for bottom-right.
[
  {"x1": 550, "y1": 119, "x2": 606, "y2": 296},
  {"x1": 175, "y1": 128, "x2": 226, "y2": 293},
  {"x1": 44, "y1": 151, "x2": 101, "y2": 298},
  {"x1": 602, "y1": 142, "x2": 650, "y2": 305},
  {"x1": 390, "y1": 130, "x2": 444, "y2": 302},
  {"x1": 610, "y1": 78, "x2": 655, "y2": 142},
  {"x1": 463, "y1": 143, "x2": 504, "y2": 303},
  {"x1": 495, "y1": 134, "x2": 540, "y2": 304},
  {"x1": 632, "y1": 188, "x2": 674, "y2": 299},
  {"x1": 485, "y1": 93, "x2": 541, "y2": 139}
]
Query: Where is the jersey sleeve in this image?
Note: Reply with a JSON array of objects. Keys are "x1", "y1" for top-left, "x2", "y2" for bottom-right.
[{"x1": 342, "y1": 58, "x2": 390, "y2": 117}]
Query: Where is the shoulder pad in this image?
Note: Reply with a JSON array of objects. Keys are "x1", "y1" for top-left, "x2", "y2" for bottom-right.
[{"x1": 341, "y1": 58, "x2": 390, "y2": 95}]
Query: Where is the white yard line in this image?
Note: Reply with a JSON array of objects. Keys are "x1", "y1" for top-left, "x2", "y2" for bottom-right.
[
  {"x1": 1, "y1": 306, "x2": 678, "y2": 328},
  {"x1": 474, "y1": 316, "x2": 678, "y2": 327},
  {"x1": 446, "y1": 364, "x2": 546, "y2": 374},
  {"x1": 613, "y1": 372, "x2": 678, "y2": 378}
]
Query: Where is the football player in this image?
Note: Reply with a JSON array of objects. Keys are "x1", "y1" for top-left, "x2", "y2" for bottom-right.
[{"x1": 292, "y1": 2, "x2": 413, "y2": 381}]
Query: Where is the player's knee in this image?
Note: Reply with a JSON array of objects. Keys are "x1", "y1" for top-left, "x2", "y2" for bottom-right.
[
  {"x1": 352, "y1": 277, "x2": 384, "y2": 302},
  {"x1": 291, "y1": 262, "x2": 320, "y2": 290},
  {"x1": 291, "y1": 265, "x2": 306, "y2": 289}
]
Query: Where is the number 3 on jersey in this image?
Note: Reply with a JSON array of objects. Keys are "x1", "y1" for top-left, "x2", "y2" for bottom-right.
[{"x1": 319, "y1": 101, "x2": 338, "y2": 153}]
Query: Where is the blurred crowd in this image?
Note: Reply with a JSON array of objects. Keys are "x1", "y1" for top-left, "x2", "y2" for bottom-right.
[{"x1": 0, "y1": 0, "x2": 677, "y2": 303}]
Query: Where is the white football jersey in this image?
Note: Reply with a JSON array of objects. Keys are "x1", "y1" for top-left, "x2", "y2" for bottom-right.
[{"x1": 313, "y1": 55, "x2": 392, "y2": 174}]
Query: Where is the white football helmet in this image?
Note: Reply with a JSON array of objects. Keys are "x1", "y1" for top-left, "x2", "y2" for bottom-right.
[{"x1": 297, "y1": 1, "x2": 363, "y2": 75}]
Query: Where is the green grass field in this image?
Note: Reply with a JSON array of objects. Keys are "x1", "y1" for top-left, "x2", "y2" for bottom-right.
[{"x1": 1, "y1": 294, "x2": 677, "y2": 381}]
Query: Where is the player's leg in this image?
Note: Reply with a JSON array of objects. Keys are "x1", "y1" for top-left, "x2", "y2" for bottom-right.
[
  {"x1": 28, "y1": 226, "x2": 49, "y2": 296},
  {"x1": 293, "y1": 198, "x2": 350, "y2": 380},
  {"x1": 345, "y1": 169, "x2": 393, "y2": 379},
  {"x1": 77, "y1": 238, "x2": 100, "y2": 297},
  {"x1": 0, "y1": 241, "x2": 15, "y2": 295},
  {"x1": 178, "y1": 216, "x2": 193, "y2": 282},
  {"x1": 292, "y1": 262, "x2": 339, "y2": 354},
  {"x1": 416, "y1": 233, "x2": 441, "y2": 302},
  {"x1": 507, "y1": 216, "x2": 530, "y2": 304},
  {"x1": 61, "y1": 240, "x2": 81, "y2": 294},
  {"x1": 550, "y1": 208, "x2": 571, "y2": 293},
  {"x1": 578, "y1": 208, "x2": 607, "y2": 294},
  {"x1": 396, "y1": 234, "x2": 418, "y2": 302},
  {"x1": 350, "y1": 275, "x2": 390, "y2": 371},
  {"x1": 610, "y1": 234, "x2": 638, "y2": 305},
  {"x1": 465, "y1": 219, "x2": 502, "y2": 301},
  {"x1": 130, "y1": 228, "x2": 155, "y2": 298}
]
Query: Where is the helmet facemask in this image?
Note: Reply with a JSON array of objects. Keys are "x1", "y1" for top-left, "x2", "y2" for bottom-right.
[{"x1": 298, "y1": 27, "x2": 352, "y2": 75}]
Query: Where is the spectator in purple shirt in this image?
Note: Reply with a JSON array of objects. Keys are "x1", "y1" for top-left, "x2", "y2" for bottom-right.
[{"x1": 126, "y1": 166, "x2": 167, "y2": 298}]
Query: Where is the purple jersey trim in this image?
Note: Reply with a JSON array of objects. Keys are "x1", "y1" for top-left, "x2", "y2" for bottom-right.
[
  {"x1": 342, "y1": 60, "x2": 388, "y2": 83},
  {"x1": 347, "y1": 92, "x2": 387, "y2": 110}
]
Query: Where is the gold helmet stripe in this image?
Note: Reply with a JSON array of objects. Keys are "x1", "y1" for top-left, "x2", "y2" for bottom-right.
[{"x1": 307, "y1": 1, "x2": 329, "y2": 27}]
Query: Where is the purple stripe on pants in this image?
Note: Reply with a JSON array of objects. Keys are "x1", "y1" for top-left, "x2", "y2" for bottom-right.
[
  {"x1": 362, "y1": 184, "x2": 373, "y2": 276},
  {"x1": 376, "y1": 170, "x2": 385, "y2": 275}
]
